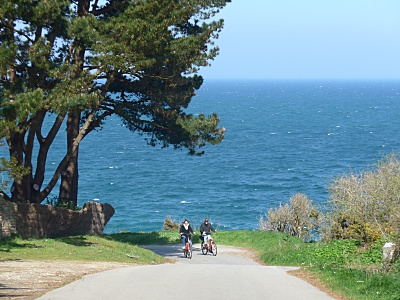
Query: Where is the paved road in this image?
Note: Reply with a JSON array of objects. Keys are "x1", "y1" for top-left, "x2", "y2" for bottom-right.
[{"x1": 37, "y1": 244, "x2": 336, "y2": 300}]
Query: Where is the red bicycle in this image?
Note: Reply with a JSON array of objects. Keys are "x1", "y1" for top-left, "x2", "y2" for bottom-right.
[
  {"x1": 201, "y1": 234, "x2": 217, "y2": 256},
  {"x1": 182, "y1": 234, "x2": 192, "y2": 259}
]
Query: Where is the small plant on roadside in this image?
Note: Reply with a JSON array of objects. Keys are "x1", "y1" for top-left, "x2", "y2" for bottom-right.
[{"x1": 313, "y1": 239, "x2": 360, "y2": 266}]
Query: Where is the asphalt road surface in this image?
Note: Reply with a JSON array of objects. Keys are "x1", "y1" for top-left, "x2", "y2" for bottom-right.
[{"x1": 37, "y1": 244, "x2": 336, "y2": 300}]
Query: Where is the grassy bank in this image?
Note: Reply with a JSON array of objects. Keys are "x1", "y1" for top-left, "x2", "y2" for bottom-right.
[
  {"x1": 0, "y1": 234, "x2": 168, "y2": 265},
  {"x1": 1, "y1": 230, "x2": 399, "y2": 300}
]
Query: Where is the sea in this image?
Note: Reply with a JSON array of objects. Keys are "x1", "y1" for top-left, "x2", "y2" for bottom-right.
[{"x1": 3, "y1": 79, "x2": 400, "y2": 233}]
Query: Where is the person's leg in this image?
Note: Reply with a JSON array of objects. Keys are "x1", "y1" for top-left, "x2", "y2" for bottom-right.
[
  {"x1": 204, "y1": 235, "x2": 210, "y2": 248},
  {"x1": 181, "y1": 235, "x2": 186, "y2": 249}
]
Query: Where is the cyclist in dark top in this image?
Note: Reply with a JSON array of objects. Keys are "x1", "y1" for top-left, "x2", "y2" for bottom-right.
[
  {"x1": 180, "y1": 219, "x2": 195, "y2": 250},
  {"x1": 200, "y1": 218, "x2": 216, "y2": 249}
]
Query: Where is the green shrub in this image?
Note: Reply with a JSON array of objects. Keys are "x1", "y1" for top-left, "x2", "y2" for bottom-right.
[{"x1": 46, "y1": 197, "x2": 80, "y2": 210}]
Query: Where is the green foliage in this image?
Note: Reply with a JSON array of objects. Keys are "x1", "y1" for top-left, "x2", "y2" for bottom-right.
[
  {"x1": 176, "y1": 113, "x2": 225, "y2": 155},
  {"x1": 46, "y1": 197, "x2": 80, "y2": 211},
  {"x1": 355, "y1": 240, "x2": 384, "y2": 265},
  {"x1": 313, "y1": 239, "x2": 359, "y2": 265},
  {"x1": 0, "y1": 157, "x2": 31, "y2": 190}
]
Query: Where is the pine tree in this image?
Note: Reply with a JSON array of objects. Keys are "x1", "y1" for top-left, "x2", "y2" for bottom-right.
[{"x1": 0, "y1": 0, "x2": 229, "y2": 205}]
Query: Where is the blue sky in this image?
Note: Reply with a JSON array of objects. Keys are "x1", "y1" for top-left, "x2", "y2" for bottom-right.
[{"x1": 199, "y1": 0, "x2": 400, "y2": 80}]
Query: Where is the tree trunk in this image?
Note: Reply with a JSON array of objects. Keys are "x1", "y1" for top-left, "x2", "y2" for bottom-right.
[
  {"x1": 59, "y1": 112, "x2": 80, "y2": 206},
  {"x1": 57, "y1": 0, "x2": 89, "y2": 207}
]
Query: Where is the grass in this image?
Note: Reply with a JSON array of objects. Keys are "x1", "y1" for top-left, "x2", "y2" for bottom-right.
[
  {"x1": 1, "y1": 230, "x2": 399, "y2": 300},
  {"x1": 0, "y1": 234, "x2": 167, "y2": 264},
  {"x1": 105, "y1": 230, "x2": 183, "y2": 245}
]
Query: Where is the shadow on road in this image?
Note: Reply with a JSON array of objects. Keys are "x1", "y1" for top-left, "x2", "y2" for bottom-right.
[{"x1": 141, "y1": 243, "x2": 205, "y2": 259}]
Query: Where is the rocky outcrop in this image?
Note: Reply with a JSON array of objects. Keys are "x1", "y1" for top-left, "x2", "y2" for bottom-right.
[{"x1": 0, "y1": 199, "x2": 114, "y2": 239}]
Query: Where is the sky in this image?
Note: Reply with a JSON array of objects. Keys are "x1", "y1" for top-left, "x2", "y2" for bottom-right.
[{"x1": 199, "y1": 0, "x2": 400, "y2": 80}]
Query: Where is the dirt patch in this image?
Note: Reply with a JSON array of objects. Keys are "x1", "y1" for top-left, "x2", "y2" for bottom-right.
[{"x1": 0, "y1": 260, "x2": 132, "y2": 300}]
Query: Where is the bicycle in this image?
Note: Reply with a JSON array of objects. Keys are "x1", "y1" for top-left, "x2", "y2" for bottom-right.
[
  {"x1": 182, "y1": 234, "x2": 192, "y2": 259},
  {"x1": 201, "y1": 234, "x2": 217, "y2": 256}
]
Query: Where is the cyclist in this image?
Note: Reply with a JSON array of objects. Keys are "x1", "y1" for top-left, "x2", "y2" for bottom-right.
[
  {"x1": 200, "y1": 218, "x2": 216, "y2": 250},
  {"x1": 180, "y1": 219, "x2": 195, "y2": 250}
]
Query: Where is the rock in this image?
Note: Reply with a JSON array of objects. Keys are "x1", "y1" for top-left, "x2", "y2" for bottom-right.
[{"x1": 0, "y1": 201, "x2": 114, "y2": 238}]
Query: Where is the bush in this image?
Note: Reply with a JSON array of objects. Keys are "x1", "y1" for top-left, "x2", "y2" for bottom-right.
[
  {"x1": 325, "y1": 153, "x2": 400, "y2": 244},
  {"x1": 46, "y1": 197, "x2": 80, "y2": 211},
  {"x1": 259, "y1": 193, "x2": 322, "y2": 241},
  {"x1": 162, "y1": 216, "x2": 180, "y2": 230}
]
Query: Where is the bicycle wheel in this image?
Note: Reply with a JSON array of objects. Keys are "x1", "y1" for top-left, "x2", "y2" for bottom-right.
[
  {"x1": 187, "y1": 244, "x2": 192, "y2": 259},
  {"x1": 201, "y1": 243, "x2": 208, "y2": 255},
  {"x1": 212, "y1": 242, "x2": 217, "y2": 256}
]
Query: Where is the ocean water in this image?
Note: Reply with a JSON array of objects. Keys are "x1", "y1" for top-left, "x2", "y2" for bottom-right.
[
  {"x1": 3, "y1": 80, "x2": 400, "y2": 233},
  {"x1": 77, "y1": 79, "x2": 400, "y2": 233}
]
